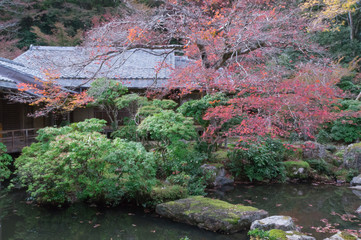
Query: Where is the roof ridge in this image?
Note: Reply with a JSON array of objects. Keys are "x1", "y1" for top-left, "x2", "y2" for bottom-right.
[
  {"x1": 29, "y1": 45, "x2": 78, "y2": 51},
  {"x1": 0, "y1": 57, "x2": 25, "y2": 67}
]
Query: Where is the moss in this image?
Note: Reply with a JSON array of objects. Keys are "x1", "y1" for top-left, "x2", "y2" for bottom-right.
[
  {"x1": 268, "y1": 229, "x2": 287, "y2": 240},
  {"x1": 335, "y1": 150, "x2": 345, "y2": 158},
  {"x1": 214, "y1": 150, "x2": 228, "y2": 161},
  {"x1": 178, "y1": 196, "x2": 259, "y2": 224},
  {"x1": 340, "y1": 231, "x2": 357, "y2": 240},
  {"x1": 210, "y1": 163, "x2": 224, "y2": 169},
  {"x1": 225, "y1": 218, "x2": 239, "y2": 225},
  {"x1": 150, "y1": 185, "x2": 188, "y2": 204},
  {"x1": 283, "y1": 161, "x2": 310, "y2": 179},
  {"x1": 350, "y1": 142, "x2": 361, "y2": 150},
  {"x1": 283, "y1": 161, "x2": 310, "y2": 169},
  {"x1": 188, "y1": 196, "x2": 258, "y2": 212}
]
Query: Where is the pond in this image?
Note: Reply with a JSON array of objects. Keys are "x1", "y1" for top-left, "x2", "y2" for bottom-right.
[{"x1": 0, "y1": 184, "x2": 360, "y2": 240}]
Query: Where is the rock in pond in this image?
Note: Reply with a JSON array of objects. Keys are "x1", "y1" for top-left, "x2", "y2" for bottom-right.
[
  {"x1": 155, "y1": 196, "x2": 268, "y2": 233},
  {"x1": 324, "y1": 231, "x2": 360, "y2": 240},
  {"x1": 250, "y1": 216, "x2": 298, "y2": 231},
  {"x1": 350, "y1": 174, "x2": 361, "y2": 186},
  {"x1": 201, "y1": 164, "x2": 234, "y2": 187},
  {"x1": 356, "y1": 206, "x2": 361, "y2": 217},
  {"x1": 268, "y1": 229, "x2": 315, "y2": 240}
]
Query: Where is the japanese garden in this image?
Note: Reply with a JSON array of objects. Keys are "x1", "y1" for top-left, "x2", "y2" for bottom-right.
[{"x1": 0, "y1": 0, "x2": 361, "y2": 239}]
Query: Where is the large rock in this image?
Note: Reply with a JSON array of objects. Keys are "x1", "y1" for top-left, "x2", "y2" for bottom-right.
[
  {"x1": 201, "y1": 164, "x2": 234, "y2": 187},
  {"x1": 352, "y1": 188, "x2": 361, "y2": 199},
  {"x1": 156, "y1": 196, "x2": 268, "y2": 233},
  {"x1": 356, "y1": 206, "x2": 361, "y2": 218},
  {"x1": 285, "y1": 232, "x2": 316, "y2": 240},
  {"x1": 303, "y1": 141, "x2": 329, "y2": 160},
  {"x1": 324, "y1": 231, "x2": 360, "y2": 240},
  {"x1": 350, "y1": 174, "x2": 361, "y2": 186},
  {"x1": 344, "y1": 143, "x2": 361, "y2": 171},
  {"x1": 250, "y1": 216, "x2": 298, "y2": 231},
  {"x1": 268, "y1": 229, "x2": 315, "y2": 240}
]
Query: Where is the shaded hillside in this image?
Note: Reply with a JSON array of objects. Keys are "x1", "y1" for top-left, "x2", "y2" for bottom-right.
[{"x1": 0, "y1": 0, "x2": 126, "y2": 59}]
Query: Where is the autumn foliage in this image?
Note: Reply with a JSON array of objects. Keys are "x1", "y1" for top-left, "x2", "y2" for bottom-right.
[
  {"x1": 11, "y1": 0, "x2": 360, "y2": 143},
  {"x1": 15, "y1": 70, "x2": 92, "y2": 117},
  {"x1": 84, "y1": 0, "x2": 360, "y2": 143}
]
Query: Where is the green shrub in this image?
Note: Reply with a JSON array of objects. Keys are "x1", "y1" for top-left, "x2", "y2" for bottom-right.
[
  {"x1": 177, "y1": 93, "x2": 229, "y2": 127},
  {"x1": 330, "y1": 117, "x2": 361, "y2": 143},
  {"x1": 105, "y1": 139, "x2": 157, "y2": 203},
  {"x1": 111, "y1": 124, "x2": 138, "y2": 141},
  {"x1": 152, "y1": 99, "x2": 177, "y2": 110},
  {"x1": 158, "y1": 141, "x2": 208, "y2": 196},
  {"x1": 137, "y1": 110, "x2": 197, "y2": 145},
  {"x1": 35, "y1": 126, "x2": 73, "y2": 142},
  {"x1": 150, "y1": 185, "x2": 188, "y2": 205},
  {"x1": 0, "y1": 143, "x2": 12, "y2": 182},
  {"x1": 15, "y1": 131, "x2": 111, "y2": 205},
  {"x1": 166, "y1": 172, "x2": 191, "y2": 187},
  {"x1": 137, "y1": 105, "x2": 162, "y2": 119},
  {"x1": 228, "y1": 138, "x2": 286, "y2": 182},
  {"x1": 87, "y1": 78, "x2": 129, "y2": 130},
  {"x1": 14, "y1": 119, "x2": 157, "y2": 205},
  {"x1": 71, "y1": 118, "x2": 107, "y2": 132},
  {"x1": 316, "y1": 129, "x2": 331, "y2": 144},
  {"x1": 346, "y1": 169, "x2": 359, "y2": 183},
  {"x1": 305, "y1": 159, "x2": 333, "y2": 176}
]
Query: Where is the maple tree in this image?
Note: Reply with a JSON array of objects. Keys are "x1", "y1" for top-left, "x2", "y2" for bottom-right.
[
  {"x1": 84, "y1": 0, "x2": 357, "y2": 144},
  {"x1": 10, "y1": 69, "x2": 92, "y2": 117}
]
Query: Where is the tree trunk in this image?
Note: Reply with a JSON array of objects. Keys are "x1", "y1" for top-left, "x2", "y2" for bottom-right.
[
  {"x1": 356, "y1": 91, "x2": 361, "y2": 101},
  {"x1": 348, "y1": 11, "x2": 355, "y2": 41}
]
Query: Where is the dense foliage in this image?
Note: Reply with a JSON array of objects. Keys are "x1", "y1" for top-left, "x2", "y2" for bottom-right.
[
  {"x1": 228, "y1": 138, "x2": 287, "y2": 182},
  {"x1": 137, "y1": 110, "x2": 197, "y2": 146},
  {"x1": 14, "y1": 119, "x2": 157, "y2": 205},
  {"x1": 0, "y1": 143, "x2": 12, "y2": 182},
  {"x1": 87, "y1": 78, "x2": 129, "y2": 129}
]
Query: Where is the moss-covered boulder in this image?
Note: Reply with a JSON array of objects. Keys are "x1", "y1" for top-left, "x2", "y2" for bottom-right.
[
  {"x1": 283, "y1": 161, "x2": 311, "y2": 180},
  {"x1": 155, "y1": 196, "x2": 268, "y2": 233},
  {"x1": 344, "y1": 143, "x2": 361, "y2": 171},
  {"x1": 251, "y1": 216, "x2": 298, "y2": 231},
  {"x1": 323, "y1": 231, "x2": 360, "y2": 240}
]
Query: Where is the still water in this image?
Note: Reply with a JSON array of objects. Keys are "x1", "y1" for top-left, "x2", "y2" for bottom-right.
[{"x1": 0, "y1": 184, "x2": 360, "y2": 240}]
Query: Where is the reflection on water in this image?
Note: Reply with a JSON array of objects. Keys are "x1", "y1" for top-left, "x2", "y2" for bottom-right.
[
  {"x1": 0, "y1": 184, "x2": 360, "y2": 240},
  {"x1": 211, "y1": 183, "x2": 361, "y2": 239},
  {"x1": 0, "y1": 190, "x2": 245, "y2": 240}
]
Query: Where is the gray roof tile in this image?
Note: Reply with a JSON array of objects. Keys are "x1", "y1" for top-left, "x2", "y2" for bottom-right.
[{"x1": 14, "y1": 46, "x2": 185, "y2": 84}]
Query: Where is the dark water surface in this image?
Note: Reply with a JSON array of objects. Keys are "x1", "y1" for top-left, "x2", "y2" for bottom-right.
[{"x1": 0, "y1": 184, "x2": 360, "y2": 240}]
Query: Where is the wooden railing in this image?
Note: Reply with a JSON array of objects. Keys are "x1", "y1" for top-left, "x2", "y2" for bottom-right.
[{"x1": 0, "y1": 128, "x2": 39, "y2": 153}]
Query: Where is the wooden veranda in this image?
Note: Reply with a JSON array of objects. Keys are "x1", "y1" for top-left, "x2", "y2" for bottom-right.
[{"x1": 0, "y1": 128, "x2": 39, "y2": 153}]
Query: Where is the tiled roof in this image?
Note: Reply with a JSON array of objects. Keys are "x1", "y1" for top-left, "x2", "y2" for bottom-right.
[
  {"x1": 14, "y1": 46, "x2": 190, "y2": 88},
  {"x1": 0, "y1": 58, "x2": 39, "y2": 90}
]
